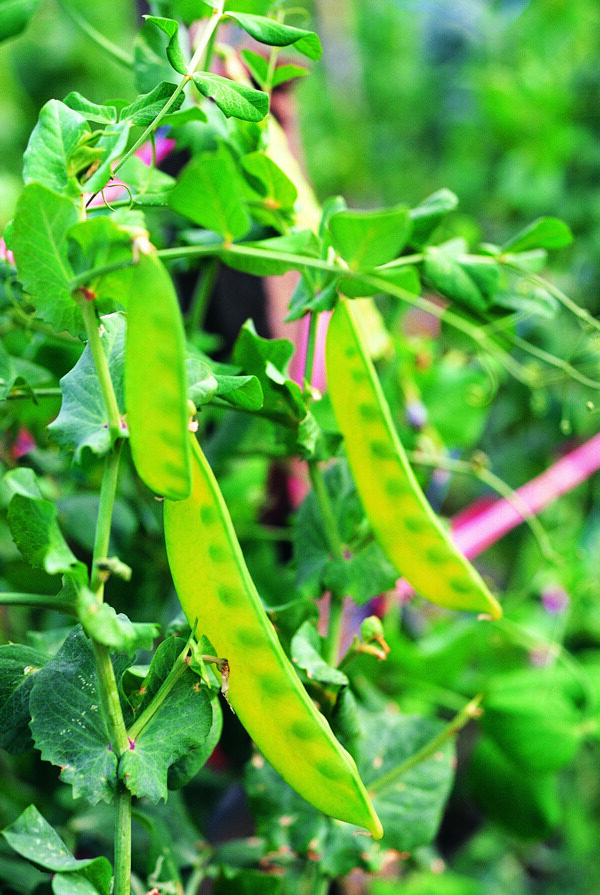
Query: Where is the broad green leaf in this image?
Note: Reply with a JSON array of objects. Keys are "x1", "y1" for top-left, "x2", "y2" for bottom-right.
[
  {"x1": 0, "y1": 347, "x2": 55, "y2": 399},
  {"x1": 241, "y1": 151, "x2": 297, "y2": 210},
  {"x1": 169, "y1": 153, "x2": 251, "y2": 241},
  {"x1": 409, "y1": 188, "x2": 458, "y2": 247},
  {"x1": 167, "y1": 689, "x2": 222, "y2": 789},
  {"x1": 6, "y1": 492, "x2": 87, "y2": 581},
  {"x1": 67, "y1": 216, "x2": 136, "y2": 308},
  {"x1": 63, "y1": 92, "x2": 118, "y2": 124},
  {"x1": 424, "y1": 244, "x2": 488, "y2": 312},
  {"x1": 0, "y1": 643, "x2": 49, "y2": 753},
  {"x1": 193, "y1": 72, "x2": 268, "y2": 122},
  {"x1": 226, "y1": 12, "x2": 322, "y2": 60},
  {"x1": 338, "y1": 264, "x2": 421, "y2": 298},
  {"x1": 78, "y1": 589, "x2": 159, "y2": 652},
  {"x1": 29, "y1": 626, "x2": 133, "y2": 803},
  {"x1": 231, "y1": 319, "x2": 304, "y2": 420},
  {"x1": 118, "y1": 637, "x2": 213, "y2": 802},
  {"x1": 22, "y1": 99, "x2": 89, "y2": 195},
  {"x1": 2, "y1": 466, "x2": 42, "y2": 500},
  {"x1": 359, "y1": 713, "x2": 455, "y2": 850},
  {"x1": 133, "y1": 19, "x2": 176, "y2": 93},
  {"x1": 328, "y1": 205, "x2": 411, "y2": 270},
  {"x1": 120, "y1": 80, "x2": 183, "y2": 126},
  {"x1": 186, "y1": 353, "x2": 264, "y2": 411},
  {"x1": 11, "y1": 183, "x2": 81, "y2": 336},
  {"x1": 2, "y1": 805, "x2": 112, "y2": 893},
  {"x1": 290, "y1": 621, "x2": 348, "y2": 687},
  {"x1": 144, "y1": 16, "x2": 188, "y2": 74},
  {"x1": 502, "y1": 216, "x2": 573, "y2": 253},
  {"x1": 0, "y1": 0, "x2": 42, "y2": 42},
  {"x1": 48, "y1": 313, "x2": 127, "y2": 461},
  {"x1": 52, "y1": 870, "x2": 109, "y2": 895},
  {"x1": 417, "y1": 357, "x2": 490, "y2": 448}
]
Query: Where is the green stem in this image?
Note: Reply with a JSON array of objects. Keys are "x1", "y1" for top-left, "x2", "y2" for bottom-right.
[
  {"x1": 187, "y1": 258, "x2": 220, "y2": 334},
  {"x1": 369, "y1": 696, "x2": 482, "y2": 794},
  {"x1": 55, "y1": 0, "x2": 133, "y2": 68},
  {"x1": 79, "y1": 298, "x2": 123, "y2": 443},
  {"x1": 1, "y1": 388, "x2": 63, "y2": 403},
  {"x1": 113, "y1": 787, "x2": 132, "y2": 895},
  {"x1": 91, "y1": 443, "x2": 123, "y2": 598},
  {"x1": 92, "y1": 640, "x2": 130, "y2": 755},
  {"x1": 303, "y1": 311, "x2": 319, "y2": 387},
  {"x1": 127, "y1": 639, "x2": 191, "y2": 740},
  {"x1": 0, "y1": 592, "x2": 77, "y2": 614}
]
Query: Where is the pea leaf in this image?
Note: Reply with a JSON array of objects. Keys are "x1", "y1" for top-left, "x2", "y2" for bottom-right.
[
  {"x1": 359, "y1": 713, "x2": 455, "y2": 850},
  {"x1": 67, "y1": 217, "x2": 135, "y2": 309},
  {"x1": 219, "y1": 229, "x2": 321, "y2": 277},
  {"x1": 79, "y1": 121, "x2": 130, "y2": 194},
  {"x1": 0, "y1": 644, "x2": 49, "y2": 753},
  {"x1": 328, "y1": 205, "x2": 411, "y2": 270},
  {"x1": 225, "y1": 12, "x2": 322, "y2": 60},
  {"x1": 241, "y1": 151, "x2": 297, "y2": 210},
  {"x1": 290, "y1": 621, "x2": 348, "y2": 686},
  {"x1": 193, "y1": 72, "x2": 268, "y2": 122},
  {"x1": 144, "y1": 16, "x2": 188, "y2": 74},
  {"x1": 241, "y1": 50, "x2": 308, "y2": 88},
  {"x1": 118, "y1": 637, "x2": 213, "y2": 803},
  {"x1": 502, "y1": 216, "x2": 573, "y2": 253},
  {"x1": 424, "y1": 243, "x2": 488, "y2": 312},
  {"x1": 120, "y1": 80, "x2": 183, "y2": 125},
  {"x1": 6, "y1": 491, "x2": 87, "y2": 583},
  {"x1": 63, "y1": 92, "x2": 118, "y2": 124},
  {"x1": 22, "y1": 99, "x2": 89, "y2": 195},
  {"x1": 48, "y1": 313, "x2": 127, "y2": 461},
  {"x1": 11, "y1": 183, "x2": 81, "y2": 336},
  {"x1": 338, "y1": 265, "x2": 421, "y2": 299},
  {"x1": 0, "y1": 0, "x2": 42, "y2": 42},
  {"x1": 409, "y1": 188, "x2": 459, "y2": 248},
  {"x1": 133, "y1": 20, "x2": 177, "y2": 93},
  {"x1": 169, "y1": 152, "x2": 251, "y2": 241},
  {"x1": 78, "y1": 589, "x2": 159, "y2": 653},
  {"x1": 29, "y1": 626, "x2": 133, "y2": 804},
  {"x1": 2, "y1": 805, "x2": 112, "y2": 894}
]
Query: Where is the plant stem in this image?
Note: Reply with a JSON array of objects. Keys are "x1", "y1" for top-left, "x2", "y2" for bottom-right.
[
  {"x1": 0, "y1": 593, "x2": 77, "y2": 614},
  {"x1": 91, "y1": 443, "x2": 123, "y2": 598},
  {"x1": 55, "y1": 0, "x2": 133, "y2": 68},
  {"x1": 187, "y1": 258, "x2": 220, "y2": 334},
  {"x1": 127, "y1": 639, "x2": 190, "y2": 740},
  {"x1": 1, "y1": 388, "x2": 63, "y2": 403},
  {"x1": 113, "y1": 787, "x2": 132, "y2": 895},
  {"x1": 303, "y1": 311, "x2": 319, "y2": 386},
  {"x1": 79, "y1": 298, "x2": 123, "y2": 443},
  {"x1": 369, "y1": 696, "x2": 482, "y2": 795}
]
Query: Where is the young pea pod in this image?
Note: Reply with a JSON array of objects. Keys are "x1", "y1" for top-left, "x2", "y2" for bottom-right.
[
  {"x1": 125, "y1": 252, "x2": 192, "y2": 500},
  {"x1": 164, "y1": 435, "x2": 383, "y2": 839},
  {"x1": 325, "y1": 298, "x2": 502, "y2": 619}
]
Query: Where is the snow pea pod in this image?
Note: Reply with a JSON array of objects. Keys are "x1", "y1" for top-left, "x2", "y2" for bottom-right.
[
  {"x1": 325, "y1": 298, "x2": 502, "y2": 619},
  {"x1": 125, "y1": 252, "x2": 192, "y2": 500},
  {"x1": 164, "y1": 435, "x2": 383, "y2": 838}
]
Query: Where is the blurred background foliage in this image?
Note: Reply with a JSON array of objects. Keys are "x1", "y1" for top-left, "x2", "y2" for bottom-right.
[{"x1": 2, "y1": 1, "x2": 600, "y2": 893}]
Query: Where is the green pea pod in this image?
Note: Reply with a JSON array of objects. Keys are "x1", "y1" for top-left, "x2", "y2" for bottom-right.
[
  {"x1": 164, "y1": 435, "x2": 383, "y2": 839},
  {"x1": 125, "y1": 252, "x2": 192, "y2": 500},
  {"x1": 325, "y1": 298, "x2": 502, "y2": 619}
]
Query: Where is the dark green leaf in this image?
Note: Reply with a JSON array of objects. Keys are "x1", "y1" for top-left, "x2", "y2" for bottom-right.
[
  {"x1": 424, "y1": 244, "x2": 488, "y2": 312},
  {"x1": 213, "y1": 871, "x2": 284, "y2": 895},
  {"x1": 502, "y1": 216, "x2": 573, "y2": 253},
  {"x1": 328, "y1": 205, "x2": 411, "y2": 270},
  {"x1": 144, "y1": 16, "x2": 188, "y2": 74},
  {"x1": 0, "y1": 0, "x2": 42, "y2": 42},
  {"x1": 1, "y1": 805, "x2": 112, "y2": 893},
  {"x1": 0, "y1": 643, "x2": 49, "y2": 753},
  {"x1": 118, "y1": 637, "x2": 213, "y2": 802},
  {"x1": 193, "y1": 72, "x2": 268, "y2": 122},
  {"x1": 11, "y1": 183, "x2": 80, "y2": 336},
  {"x1": 78, "y1": 589, "x2": 159, "y2": 652},
  {"x1": 29, "y1": 627, "x2": 133, "y2": 803},
  {"x1": 409, "y1": 188, "x2": 458, "y2": 247},
  {"x1": 169, "y1": 152, "x2": 251, "y2": 241},
  {"x1": 7, "y1": 492, "x2": 87, "y2": 581},
  {"x1": 167, "y1": 688, "x2": 222, "y2": 789},
  {"x1": 48, "y1": 313, "x2": 127, "y2": 461},
  {"x1": 290, "y1": 621, "x2": 348, "y2": 686},
  {"x1": 231, "y1": 319, "x2": 304, "y2": 420},
  {"x1": 22, "y1": 100, "x2": 89, "y2": 196},
  {"x1": 226, "y1": 12, "x2": 322, "y2": 60},
  {"x1": 120, "y1": 81, "x2": 183, "y2": 126}
]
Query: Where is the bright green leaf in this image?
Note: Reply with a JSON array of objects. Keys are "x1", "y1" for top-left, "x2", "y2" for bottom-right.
[
  {"x1": 144, "y1": 15, "x2": 188, "y2": 74},
  {"x1": 120, "y1": 80, "x2": 183, "y2": 126},
  {"x1": 7, "y1": 492, "x2": 87, "y2": 581},
  {"x1": 22, "y1": 100, "x2": 89, "y2": 196},
  {"x1": 241, "y1": 151, "x2": 297, "y2": 209},
  {"x1": 0, "y1": 0, "x2": 42, "y2": 42},
  {"x1": 424, "y1": 244, "x2": 489, "y2": 312},
  {"x1": 169, "y1": 152, "x2": 251, "y2": 241},
  {"x1": 63, "y1": 92, "x2": 118, "y2": 124},
  {"x1": 193, "y1": 72, "x2": 268, "y2": 122},
  {"x1": 409, "y1": 188, "x2": 458, "y2": 247},
  {"x1": 328, "y1": 205, "x2": 411, "y2": 270},
  {"x1": 291, "y1": 621, "x2": 348, "y2": 686},
  {"x1": 226, "y1": 12, "x2": 322, "y2": 60},
  {"x1": 502, "y1": 216, "x2": 573, "y2": 253},
  {"x1": 78, "y1": 589, "x2": 159, "y2": 653}
]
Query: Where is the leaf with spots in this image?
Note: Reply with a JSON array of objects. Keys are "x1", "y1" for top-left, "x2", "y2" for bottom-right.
[
  {"x1": 359, "y1": 712, "x2": 455, "y2": 851},
  {"x1": 0, "y1": 643, "x2": 49, "y2": 753},
  {"x1": 118, "y1": 637, "x2": 213, "y2": 803},
  {"x1": 29, "y1": 626, "x2": 133, "y2": 804},
  {"x1": 48, "y1": 313, "x2": 127, "y2": 461},
  {"x1": 1, "y1": 804, "x2": 112, "y2": 894}
]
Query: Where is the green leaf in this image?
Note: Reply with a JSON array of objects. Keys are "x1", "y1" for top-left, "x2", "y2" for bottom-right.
[
  {"x1": 502, "y1": 216, "x2": 573, "y2": 253},
  {"x1": 241, "y1": 151, "x2": 297, "y2": 210},
  {"x1": 424, "y1": 244, "x2": 488, "y2": 312},
  {"x1": 7, "y1": 492, "x2": 87, "y2": 582},
  {"x1": 417, "y1": 357, "x2": 490, "y2": 448},
  {"x1": 167, "y1": 687, "x2": 222, "y2": 789},
  {"x1": 118, "y1": 637, "x2": 213, "y2": 802},
  {"x1": 67, "y1": 217, "x2": 135, "y2": 309},
  {"x1": 11, "y1": 183, "x2": 80, "y2": 336},
  {"x1": 144, "y1": 16, "x2": 188, "y2": 74},
  {"x1": 219, "y1": 229, "x2": 321, "y2": 276},
  {"x1": 22, "y1": 99, "x2": 89, "y2": 195},
  {"x1": 169, "y1": 152, "x2": 251, "y2": 241},
  {"x1": 226, "y1": 12, "x2": 322, "y2": 60},
  {"x1": 29, "y1": 626, "x2": 132, "y2": 803},
  {"x1": 193, "y1": 72, "x2": 269, "y2": 122},
  {"x1": 186, "y1": 353, "x2": 264, "y2": 411},
  {"x1": 48, "y1": 313, "x2": 127, "y2": 461},
  {"x1": 214, "y1": 871, "x2": 285, "y2": 895},
  {"x1": 290, "y1": 621, "x2": 348, "y2": 687},
  {"x1": 338, "y1": 265, "x2": 421, "y2": 299},
  {"x1": 120, "y1": 80, "x2": 183, "y2": 126},
  {"x1": 79, "y1": 121, "x2": 131, "y2": 194},
  {"x1": 241, "y1": 50, "x2": 308, "y2": 88},
  {"x1": 0, "y1": 643, "x2": 49, "y2": 753},
  {"x1": 63, "y1": 92, "x2": 118, "y2": 124},
  {"x1": 115, "y1": 155, "x2": 175, "y2": 202},
  {"x1": 409, "y1": 188, "x2": 459, "y2": 247},
  {"x1": 328, "y1": 205, "x2": 411, "y2": 270},
  {"x1": 78, "y1": 589, "x2": 159, "y2": 653},
  {"x1": 231, "y1": 320, "x2": 304, "y2": 420},
  {"x1": 359, "y1": 713, "x2": 455, "y2": 850},
  {"x1": 133, "y1": 20, "x2": 177, "y2": 93},
  {"x1": 0, "y1": 0, "x2": 42, "y2": 42}
]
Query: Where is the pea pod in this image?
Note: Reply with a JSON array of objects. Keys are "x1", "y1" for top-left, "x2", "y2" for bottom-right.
[
  {"x1": 325, "y1": 298, "x2": 502, "y2": 619},
  {"x1": 125, "y1": 252, "x2": 192, "y2": 500},
  {"x1": 164, "y1": 435, "x2": 383, "y2": 838}
]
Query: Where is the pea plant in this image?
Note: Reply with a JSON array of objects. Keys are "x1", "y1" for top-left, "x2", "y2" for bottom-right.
[{"x1": 1, "y1": 2, "x2": 599, "y2": 894}]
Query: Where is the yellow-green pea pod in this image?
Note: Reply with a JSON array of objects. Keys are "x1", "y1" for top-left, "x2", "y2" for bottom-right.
[
  {"x1": 325, "y1": 298, "x2": 502, "y2": 619},
  {"x1": 164, "y1": 435, "x2": 383, "y2": 839},
  {"x1": 125, "y1": 252, "x2": 192, "y2": 500}
]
